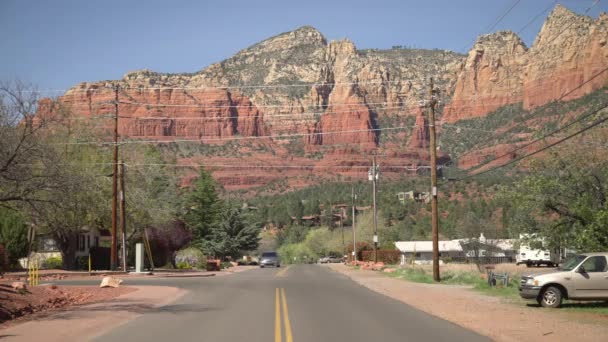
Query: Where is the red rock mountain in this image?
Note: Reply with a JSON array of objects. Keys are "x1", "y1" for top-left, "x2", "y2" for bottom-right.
[
  {"x1": 40, "y1": 5, "x2": 608, "y2": 192},
  {"x1": 444, "y1": 5, "x2": 608, "y2": 122}
]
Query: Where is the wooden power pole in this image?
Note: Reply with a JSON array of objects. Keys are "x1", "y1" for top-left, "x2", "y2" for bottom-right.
[
  {"x1": 427, "y1": 77, "x2": 440, "y2": 282},
  {"x1": 371, "y1": 156, "x2": 378, "y2": 263},
  {"x1": 352, "y1": 187, "x2": 357, "y2": 263},
  {"x1": 119, "y1": 160, "x2": 127, "y2": 272},
  {"x1": 111, "y1": 85, "x2": 119, "y2": 270}
]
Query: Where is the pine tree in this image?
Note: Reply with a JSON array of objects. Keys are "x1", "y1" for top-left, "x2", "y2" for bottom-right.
[
  {"x1": 204, "y1": 202, "x2": 261, "y2": 259},
  {"x1": 183, "y1": 169, "x2": 221, "y2": 242}
]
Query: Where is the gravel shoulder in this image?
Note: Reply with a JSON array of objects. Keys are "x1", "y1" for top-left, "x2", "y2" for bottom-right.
[{"x1": 328, "y1": 264, "x2": 608, "y2": 342}]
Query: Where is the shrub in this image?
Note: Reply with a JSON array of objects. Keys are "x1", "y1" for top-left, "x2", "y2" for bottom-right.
[
  {"x1": 43, "y1": 256, "x2": 63, "y2": 269},
  {"x1": 361, "y1": 250, "x2": 401, "y2": 264},
  {"x1": 176, "y1": 261, "x2": 192, "y2": 270},
  {"x1": 174, "y1": 247, "x2": 207, "y2": 269},
  {"x1": 76, "y1": 256, "x2": 88, "y2": 270},
  {"x1": 220, "y1": 261, "x2": 233, "y2": 269}
]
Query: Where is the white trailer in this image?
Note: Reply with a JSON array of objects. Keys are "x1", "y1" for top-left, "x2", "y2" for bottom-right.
[{"x1": 516, "y1": 235, "x2": 561, "y2": 267}]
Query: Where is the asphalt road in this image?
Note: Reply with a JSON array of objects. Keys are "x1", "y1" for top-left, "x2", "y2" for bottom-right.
[{"x1": 56, "y1": 265, "x2": 490, "y2": 342}]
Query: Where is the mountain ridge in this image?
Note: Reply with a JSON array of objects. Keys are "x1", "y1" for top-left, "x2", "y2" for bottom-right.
[{"x1": 41, "y1": 4, "x2": 608, "y2": 193}]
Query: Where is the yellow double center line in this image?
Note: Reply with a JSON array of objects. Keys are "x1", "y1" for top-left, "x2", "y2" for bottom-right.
[{"x1": 275, "y1": 288, "x2": 293, "y2": 342}]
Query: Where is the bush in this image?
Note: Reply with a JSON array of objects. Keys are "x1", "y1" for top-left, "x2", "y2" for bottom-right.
[
  {"x1": 174, "y1": 247, "x2": 207, "y2": 269},
  {"x1": 76, "y1": 256, "x2": 88, "y2": 270},
  {"x1": 43, "y1": 256, "x2": 63, "y2": 269},
  {"x1": 361, "y1": 250, "x2": 401, "y2": 264},
  {"x1": 220, "y1": 261, "x2": 233, "y2": 269},
  {"x1": 176, "y1": 261, "x2": 192, "y2": 269}
]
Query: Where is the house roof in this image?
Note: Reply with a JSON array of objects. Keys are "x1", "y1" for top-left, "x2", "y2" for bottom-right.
[
  {"x1": 395, "y1": 238, "x2": 517, "y2": 253},
  {"x1": 395, "y1": 240, "x2": 462, "y2": 253}
]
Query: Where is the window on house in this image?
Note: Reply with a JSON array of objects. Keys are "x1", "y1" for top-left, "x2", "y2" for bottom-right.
[
  {"x1": 87, "y1": 235, "x2": 90, "y2": 249},
  {"x1": 94, "y1": 237, "x2": 99, "y2": 248}
]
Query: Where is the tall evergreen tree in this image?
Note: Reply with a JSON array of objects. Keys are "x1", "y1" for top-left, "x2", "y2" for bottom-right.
[
  {"x1": 203, "y1": 202, "x2": 261, "y2": 259},
  {"x1": 183, "y1": 169, "x2": 221, "y2": 242}
]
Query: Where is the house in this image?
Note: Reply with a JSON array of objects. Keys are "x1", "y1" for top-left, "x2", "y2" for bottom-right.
[
  {"x1": 397, "y1": 191, "x2": 431, "y2": 204},
  {"x1": 395, "y1": 233, "x2": 517, "y2": 265},
  {"x1": 75, "y1": 226, "x2": 112, "y2": 258},
  {"x1": 18, "y1": 227, "x2": 112, "y2": 268}
]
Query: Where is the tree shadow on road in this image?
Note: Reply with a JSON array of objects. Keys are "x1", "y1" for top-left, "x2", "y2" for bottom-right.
[{"x1": 33, "y1": 301, "x2": 219, "y2": 321}]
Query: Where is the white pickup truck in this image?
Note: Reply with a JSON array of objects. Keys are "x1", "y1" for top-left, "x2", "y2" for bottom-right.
[{"x1": 519, "y1": 252, "x2": 608, "y2": 308}]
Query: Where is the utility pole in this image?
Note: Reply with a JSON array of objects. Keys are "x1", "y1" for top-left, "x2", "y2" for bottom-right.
[
  {"x1": 427, "y1": 77, "x2": 440, "y2": 282},
  {"x1": 111, "y1": 85, "x2": 119, "y2": 270},
  {"x1": 369, "y1": 156, "x2": 379, "y2": 263},
  {"x1": 340, "y1": 208, "x2": 344, "y2": 260},
  {"x1": 119, "y1": 160, "x2": 127, "y2": 272},
  {"x1": 352, "y1": 187, "x2": 357, "y2": 263}
]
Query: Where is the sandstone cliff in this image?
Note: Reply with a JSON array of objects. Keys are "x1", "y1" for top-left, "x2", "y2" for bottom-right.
[
  {"x1": 41, "y1": 5, "x2": 608, "y2": 191},
  {"x1": 444, "y1": 5, "x2": 608, "y2": 122}
]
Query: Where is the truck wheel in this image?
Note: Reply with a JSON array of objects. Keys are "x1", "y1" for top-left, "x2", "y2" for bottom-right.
[
  {"x1": 540, "y1": 286, "x2": 563, "y2": 308},
  {"x1": 526, "y1": 262, "x2": 532, "y2": 268}
]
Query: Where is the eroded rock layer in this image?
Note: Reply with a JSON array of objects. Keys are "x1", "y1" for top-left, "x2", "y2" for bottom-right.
[{"x1": 444, "y1": 5, "x2": 608, "y2": 122}]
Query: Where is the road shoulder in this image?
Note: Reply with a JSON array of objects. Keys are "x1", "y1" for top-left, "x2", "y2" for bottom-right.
[
  {"x1": 328, "y1": 264, "x2": 608, "y2": 342},
  {"x1": 0, "y1": 285, "x2": 186, "y2": 342}
]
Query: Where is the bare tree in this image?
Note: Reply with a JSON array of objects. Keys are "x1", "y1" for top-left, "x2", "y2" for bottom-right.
[{"x1": 0, "y1": 81, "x2": 65, "y2": 207}]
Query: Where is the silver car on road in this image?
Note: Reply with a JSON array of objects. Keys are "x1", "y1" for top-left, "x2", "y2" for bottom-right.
[{"x1": 260, "y1": 252, "x2": 280, "y2": 268}]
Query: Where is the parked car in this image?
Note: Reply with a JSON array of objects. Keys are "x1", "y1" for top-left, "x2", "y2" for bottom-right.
[
  {"x1": 319, "y1": 255, "x2": 343, "y2": 263},
  {"x1": 519, "y1": 252, "x2": 608, "y2": 308},
  {"x1": 260, "y1": 252, "x2": 280, "y2": 268}
]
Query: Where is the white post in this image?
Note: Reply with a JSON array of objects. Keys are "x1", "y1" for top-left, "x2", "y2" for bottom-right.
[{"x1": 135, "y1": 243, "x2": 144, "y2": 273}]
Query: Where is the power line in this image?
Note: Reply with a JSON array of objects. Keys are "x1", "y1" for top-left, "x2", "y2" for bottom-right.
[
  {"x1": 123, "y1": 163, "x2": 450, "y2": 170},
  {"x1": 458, "y1": 0, "x2": 522, "y2": 53},
  {"x1": 58, "y1": 125, "x2": 413, "y2": 145},
  {"x1": 112, "y1": 79, "x2": 414, "y2": 91},
  {"x1": 115, "y1": 105, "x2": 419, "y2": 121},
  {"x1": 458, "y1": 108, "x2": 608, "y2": 181},
  {"x1": 460, "y1": 96, "x2": 608, "y2": 175},
  {"x1": 23, "y1": 79, "x2": 418, "y2": 94},
  {"x1": 117, "y1": 99, "x2": 416, "y2": 110}
]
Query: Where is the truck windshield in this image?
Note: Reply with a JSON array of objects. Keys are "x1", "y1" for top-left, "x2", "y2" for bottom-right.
[{"x1": 560, "y1": 255, "x2": 587, "y2": 271}]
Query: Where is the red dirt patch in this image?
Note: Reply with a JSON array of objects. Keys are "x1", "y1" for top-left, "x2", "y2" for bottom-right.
[{"x1": 0, "y1": 284, "x2": 135, "y2": 324}]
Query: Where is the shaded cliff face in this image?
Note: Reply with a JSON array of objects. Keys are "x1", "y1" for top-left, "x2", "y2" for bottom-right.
[{"x1": 444, "y1": 5, "x2": 608, "y2": 122}]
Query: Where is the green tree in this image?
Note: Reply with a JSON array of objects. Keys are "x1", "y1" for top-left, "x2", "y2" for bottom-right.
[
  {"x1": 203, "y1": 202, "x2": 261, "y2": 259},
  {"x1": 0, "y1": 208, "x2": 29, "y2": 267},
  {"x1": 498, "y1": 148, "x2": 608, "y2": 251},
  {"x1": 288, "y1": 198, "x2": 304, "y2": 225},
  {"x1": 183, "y1": 169, "x2": 222, "y2": 242}
]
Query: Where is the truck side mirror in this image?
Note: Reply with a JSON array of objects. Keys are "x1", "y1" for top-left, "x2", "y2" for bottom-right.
[{"x1": 577, "y1": 265, "x2": 587, "y2": 274}]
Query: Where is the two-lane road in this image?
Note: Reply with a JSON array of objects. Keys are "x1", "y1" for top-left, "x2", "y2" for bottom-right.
[{"x1": 59, "y1": 265, "x2": 490, "y2": 341}]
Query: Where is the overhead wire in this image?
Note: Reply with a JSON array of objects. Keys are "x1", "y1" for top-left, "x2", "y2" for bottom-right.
[{"x1": 456, "y1": 105, "x2": 608, "y2": 181}]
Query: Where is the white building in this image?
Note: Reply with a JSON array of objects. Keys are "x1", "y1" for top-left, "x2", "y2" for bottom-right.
[{"x1": 395, "y1": 233, "x2": 517, "y2": 265}]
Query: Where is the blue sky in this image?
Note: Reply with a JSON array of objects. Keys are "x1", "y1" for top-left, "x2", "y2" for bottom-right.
[{"x1": 1, "y1": 0, "x2": 605, "y2": 93}]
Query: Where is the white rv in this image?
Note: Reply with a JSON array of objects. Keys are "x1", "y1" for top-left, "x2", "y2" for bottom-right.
[{"x1": 516, "y1": 235, "x2": 561, "y2": 267}]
